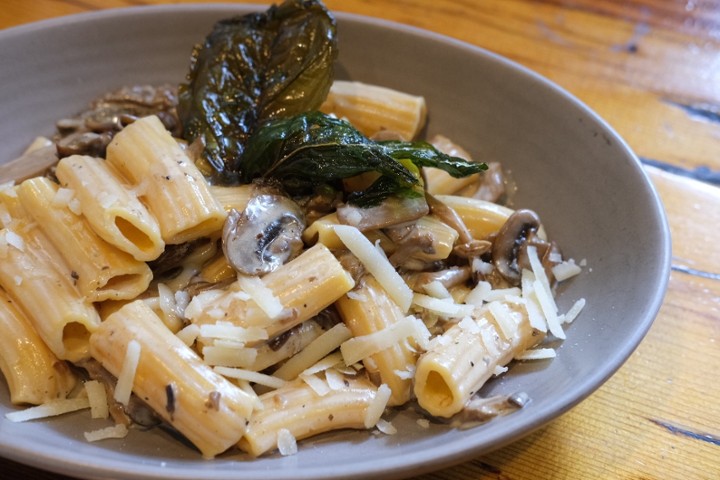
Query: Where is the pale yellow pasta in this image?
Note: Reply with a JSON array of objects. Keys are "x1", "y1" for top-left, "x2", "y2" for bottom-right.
[
  {"x1": 433, "y1": 194, "x2": 514, "y2": 239},
  {"x1": 16, "y1": 177, "x2": 152, "y2": 302},
  {"x1": 89, "y1": 299, "x2": 256, "y2": 458},
  {"x1": 0, "y1": 288, "x2": 77, "y2": 405},
  {"x1": 187, "y1": 243, "x2": 355, "y2": 339},
  {"x1": 320, "y1": 80, "x2": 427, "y2": 141},
  {"x1": 238, "y1": 374, "x2": 380, "y2": 457},
  {"x1": 208, "y1": 184, "x2": 253, "y2": 212},
  {"x1": 106, "y1": 115, "x2": 226, "y2": 244},
  {"x1": 414, "y1": 303, "x2": 543, "y2": 418},
  {"x1": 398, "y1": 215, "x2": 459, "y2": 262},
  {"x1": 54, "y1": 154, "x2": 164, "y2": 261},
  {"x1": 0, "y1": 190, "x2": 101, "y2": 362},
  {"x1": 336, "y1": 276, "x2": 418, "y2": 406},
  {"x1": 302, "y1": 212, "x2": 396, "y2": 252}
]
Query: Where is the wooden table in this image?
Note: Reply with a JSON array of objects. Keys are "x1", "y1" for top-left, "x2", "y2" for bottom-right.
[{"x1": 2, "y1": 1, "x2": 719, "y2": 478}]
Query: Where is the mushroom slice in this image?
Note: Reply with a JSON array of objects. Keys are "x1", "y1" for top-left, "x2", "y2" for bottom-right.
[
  {"x1": 222, "y1": 194, "x2": 305, "y2": 276},
  {"x1": 491, "y1": 209, "x2": 542, "y2": 284},
  {"x1": 336, "y1": 195, "x2": 429, "y2": 232}
]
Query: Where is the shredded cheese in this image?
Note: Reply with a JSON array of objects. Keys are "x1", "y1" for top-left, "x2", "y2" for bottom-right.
[
  {"x1": 333, "y1": 224, "x2": 413, "y2": 311},
  {"x1": 5, "y1": 397, "x2": 91, "y2": 422},
  {"x1": 273, "y1": 323, "x2": 352, "y2": 381},
  {"x1": 202, "y1": 345, "x2": 257, "y2": 368},
  {"x1": 340, "y1": 315, "x2": 430, "y2": 366},
  {"x1": 364, "y1": 384, "x2": 391, "y2": 428},
  {"x1": 515, "y1": 348, "x2": 557, "y2": 360},
  {"x1": 114, "y1": 340, "x2": 141, "y2": 406},
  {"x1": 412, "y1": 293, "x2": 474, "y2": 318},
  {"x1": 237, "y1": 275, "x2": 284, "y2": 320},
  {"x1": 213, "y1": 366, "x2": 286, "y2": 390},
  {"x1": 84, "y1": 380, "x2": 109, "y2": 419},
  {"x1": 84, "y1": 423, "x2": 129, "y2": 442},
  {"x1": 277, "y1": 428, "x2": 298, "y2": 456}
]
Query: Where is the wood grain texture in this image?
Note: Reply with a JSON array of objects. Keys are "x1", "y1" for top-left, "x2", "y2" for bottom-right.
[{"x1": 2, "y1": 1, "x2": 719, "y2": 479}]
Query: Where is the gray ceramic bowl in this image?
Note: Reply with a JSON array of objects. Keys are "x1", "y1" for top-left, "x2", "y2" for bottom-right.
[{"x1": 0, "y1": 4, "x2": 670, "y2": 480}]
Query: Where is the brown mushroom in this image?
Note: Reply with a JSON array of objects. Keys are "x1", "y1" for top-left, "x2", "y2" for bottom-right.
[
  {"x1": 222, "y1": 194, "x2": 305, "y2": 276},
  {"x1": 491, "y1": 209, "x2": 542, "y2": 284}
]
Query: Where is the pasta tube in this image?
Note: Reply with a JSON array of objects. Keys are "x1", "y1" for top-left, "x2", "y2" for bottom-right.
[
  {"x1": 433, "y1": 194, "x2": 514, "y2": 240},
  {"x1": 0, "y1": 288, "x2": 77, "y2": 405},
  {"x1": 0, "y1": 193, "x2": 100, "y2": 362},
  {"x1": 336, "y1": 276, "x2": 418, "y2": 406},
  {"x1": 106, "y1": 115, "x2": 226, "y2": 244},
  {"x1": 414, "y1": 303, "x2": 543, "y2": 418},
  {"x1": 238, "y1": 374, "x2": 384, "y2": 457},
  {"x1": 320, "y1": 80, "x2": 427, "y2": 141},
  {"x1": 54, "y1": 155, "x2": 164, "y2": 261},
  {"x1": 16, "y1": 177, "x2": 152, "y2": 302},
  {"x1": 89, "y1": 300, "x2": 256, "y2": 458},
  {"x1": 187, "y1": 243, "x2": 355, "y2": 339}
]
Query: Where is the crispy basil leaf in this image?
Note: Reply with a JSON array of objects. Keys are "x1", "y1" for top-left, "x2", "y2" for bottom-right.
[
  {"x1": 243, "y1": 111, "x2": 487, "y2": 206},
  {"x1": 178, "y1": 0, "x2": 337, "y2": 183}
]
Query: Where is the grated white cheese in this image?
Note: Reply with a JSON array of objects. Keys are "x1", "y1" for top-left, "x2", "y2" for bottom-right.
[
  {"x1": 300, "y1": 373, "x2": 331, "y2": 396},
  {"x1": 84, "y1": 380, "x2": 109, "y2": 419},
  {"x1": 237, "y1": 275, "x2": 284, "y2": 320},
  {"x1": 552, "y1": 259, "x2": 582, "y2": 282},
  {"x1": 183, "y1": 289, "x2": 225, "y2": 320},
  {"x1": 273, "y1": 323, "x2": 352, "y2": 381},
  {"x1": 375, "y1": 418, "x2": 397, "y2": 435},
  {"x1": 114, "y1": 340, "x2": 141, "y2": 406},
  {"x1": 5, "y1": 397, "x2": 91, "y2": 422},
  {"x1": 533, "y1": 279, "x2": 565, "y2": 339},
  {"x1": 175, "y1": 323, "x2": 200, "y2": 346},
  {"x1": 324, "y1": 368, "x2": 347, "y2": 391},
  {"x1": 483, "y1": 287, "x2": 522, "y2": 303},
  {"x1": 412, "y1": 293, "x2": 474, "y2": 318},
  {"x1": 487, "y1": 301, "x2": 517, "y2": 341},
  {"x1": 423, "y1": 280, "x2": 452, "y2": 299},
  {"x1": 0, "y1": 203, "x2": 12, "y2": 227},
  {"x1": 214, "y1": 366, "x2": 286, "y2": 390},
  {"x1": 5, "y1": 230, "x2": 24, "y2": 251},
  {"x1": 340, "y1": 315, "x2": 431, "y2": 366},
  {"x1": 333, "y1": 224, "x2": 413, "y2": 312},
  {"x1": 515, "y1": 348, "x2": 557, "y2": 360},
  {"x1": 277, "y1": 428, "x2": 298, "y2": 456},
  {"x1": 416, "y1": 418, "x2": 431, "y2": 429},
  {"x1": 202, "y1": 345, "x2": 257, "y2": 368},
  {"x1": 364, "y1": 384, "x2": 391, "y2": 428},
  {"x1": 521, "y1": 269, "x2": 547, "y2": 332},
  {"x1": 493, "y1": 365, "x2": 509, "y2": 376},
  {"x1": 84, "y1": 423, "x2": 129, "y2": 442},
  {"x1": 301, "y1": 352, "x2": 344, "y2": 376},
  {"x1": 51, "y1": 187, "x2": 75, "y2": 208},
  {"x1": 199, "y1": 322, "x2": 268, "y2": 344},
  {"x1": 562, "y1": 297, "x2": 586, "y2": 325}
]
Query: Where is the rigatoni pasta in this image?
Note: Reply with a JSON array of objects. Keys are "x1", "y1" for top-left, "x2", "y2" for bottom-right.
[
  {"x1": 89, "y1": 299, "x2": 256, "y2": 458},
  {"x1": 105, "y1": 115, "x2": 226, "y2": 244},
  {"x1": 0, "y1": 288, "x2": 77, "y2": 405},
  {"x1": 16, "y1": 177, "x2": 152, "y2": 302},
  {"x1": 54, "y1": 154, "x2": 165, "y2": 261}
]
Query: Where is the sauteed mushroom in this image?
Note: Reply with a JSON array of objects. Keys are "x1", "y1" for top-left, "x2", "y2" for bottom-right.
[
  {"x1": 222, "y1": 194, "x2": 305, "y2": 276},
  {"x1": 491, "y1": 209, "x2": 542, "y2": 283}
]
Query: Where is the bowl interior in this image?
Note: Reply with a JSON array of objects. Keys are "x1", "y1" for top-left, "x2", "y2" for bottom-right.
[{"x1": 0, "y1": 4, "x2": 670, "y2": 480}]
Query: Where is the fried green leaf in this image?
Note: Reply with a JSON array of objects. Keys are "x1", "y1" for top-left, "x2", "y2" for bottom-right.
[
  {"x1": 242, "y1": 111, "x2": 488, "y2": 206},
  {"x1": 178, "y1": 0, "x2": 337, "y2": 183}
]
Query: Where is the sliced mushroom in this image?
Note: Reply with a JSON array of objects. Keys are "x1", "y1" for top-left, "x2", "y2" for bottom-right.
[
  {"x1": 222, "y1": 194, "x2": 305, "y2": 276},
  {"x1": 405, "y1": 266, "x2": 471, "y2": 291},
  {"x1": 491, "y1": 209, "x2": 542, "y2": 284},
  {"x1": 336, "y1": 194, "x2": 429, "y2": 232}
]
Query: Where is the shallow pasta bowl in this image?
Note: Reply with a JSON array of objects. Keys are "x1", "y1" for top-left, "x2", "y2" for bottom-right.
[{"x1": 0, "y1": 3, "x2": 670, "y2": 479}]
